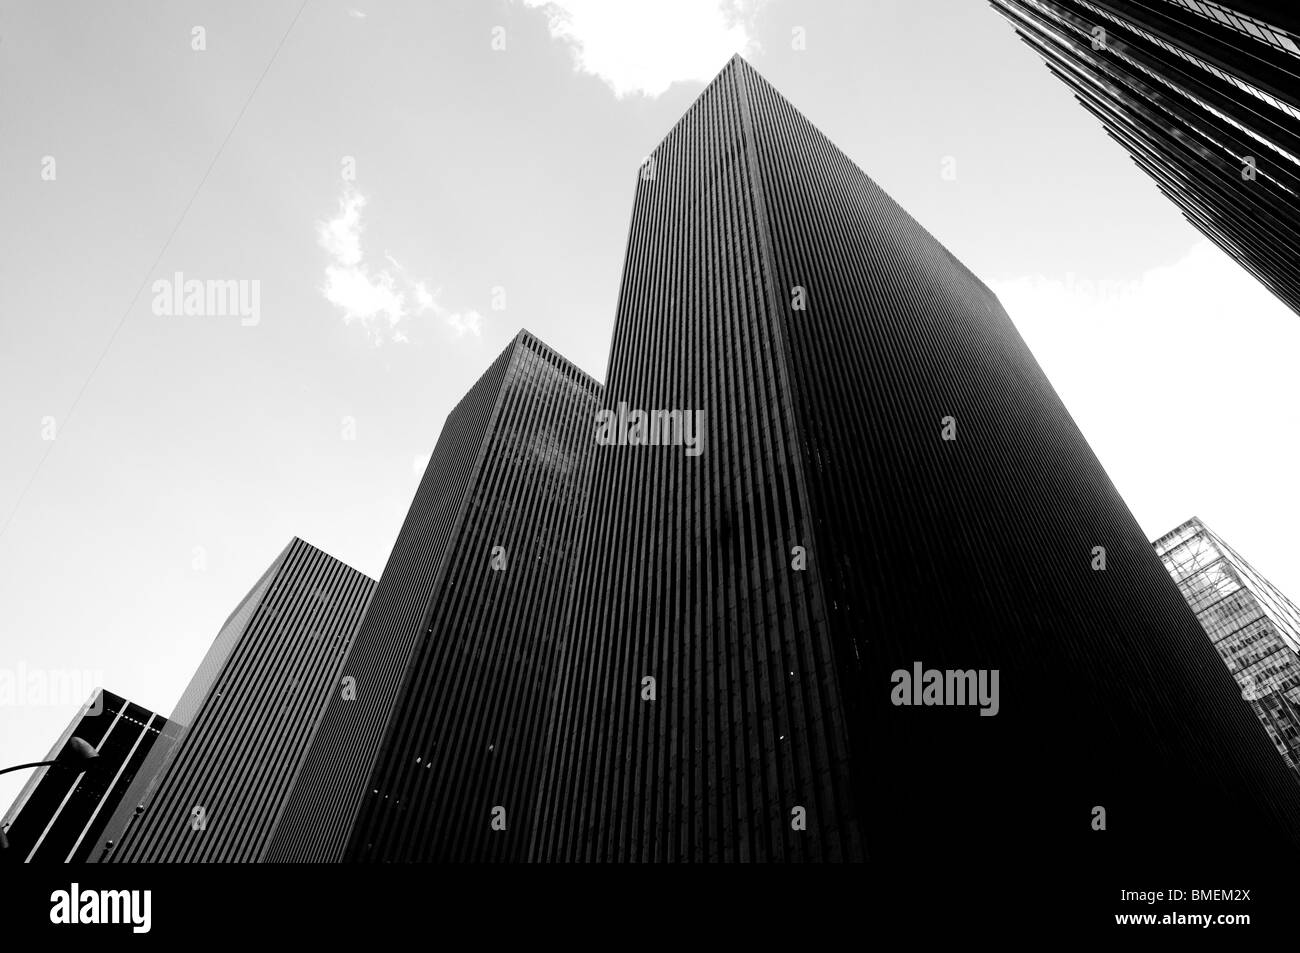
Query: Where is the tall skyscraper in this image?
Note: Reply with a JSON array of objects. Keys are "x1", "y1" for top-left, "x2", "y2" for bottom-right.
[
  {"x1": 266, "y1": 330, "x2": 601, "y2": 862},
  {"x1": 91, "y1": 538, "x2": 374, "y2": 862},
  {"x1": 1, "y1": 689, "x2": 169, "y2": 863},
  {"x1": 1155, "y1": 517, "x2": 1300, "y2": 780},
  {"x1": 531, "y1": 55, "x2": 1300, "y2": 863},
  {"x1": 990, "y1": 0, "x2": 1300, "y2": 316}
]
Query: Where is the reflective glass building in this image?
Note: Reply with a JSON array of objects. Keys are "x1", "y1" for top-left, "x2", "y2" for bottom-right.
[
  {"x1": 991, "y1": 0, "x2": 1300, "y2": 316},
  {"x1": 1, "y1": 689, "x2": 169, "y2": 863},
  {"x1": 268, "y1": 331, "x2": 601, "y2": 862},
  {"x1": 1155, "y1": 517, "x2": 1300, "y2": 780},
  {"x1": 92, "y1": 538, "x2": 374, "y2": 862},
  {"x1": 531, "y1": 56, "x2": 1300, "y2": 863}
]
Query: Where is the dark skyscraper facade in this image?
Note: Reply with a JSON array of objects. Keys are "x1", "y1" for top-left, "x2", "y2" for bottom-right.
[
  {"x1": 267, "y1": 331, "x2": 600, "y2": 862},
  {"x1": 1156, "y1": 517, "x2": 1300, "y2": 780},
  {"x1": 990, "y1": 0, "x2": 1300, "y2": 316},
  {"x1": 1, "y1": 690, "x2": 168, "y2": 863},
  {"x1": 91, "y1": 538, "x2": 374, "y2": 862},
  {"x1": 531, "y1": 55, "x2": 1300, "y2": 863}
]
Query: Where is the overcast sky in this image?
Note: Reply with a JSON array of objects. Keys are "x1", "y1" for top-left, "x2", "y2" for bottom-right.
[{"x1": 3, "y1": 0, "x2": 1297, "y2": 811}]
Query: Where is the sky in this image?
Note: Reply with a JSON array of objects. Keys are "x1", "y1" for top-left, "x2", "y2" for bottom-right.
[{"x1": 2, "y1": 0, "x2": 1298, "y2": 812}]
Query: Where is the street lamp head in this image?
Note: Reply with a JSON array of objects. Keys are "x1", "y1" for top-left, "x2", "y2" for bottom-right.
[{"x1": 58, "y1": 737, "x2": 99, "y2": 768}]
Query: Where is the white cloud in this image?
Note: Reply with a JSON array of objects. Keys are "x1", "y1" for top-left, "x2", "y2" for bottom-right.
[
  {"x1": 518, "y1": 0, "x2": 762, "y2": 98},
  {"x1": 386, "y1": 253, "x2": 482, "y2": 337},
  {"x1": 320, "y1": 190, "x2": 365, "y2": 268},
  {"x1": 411, "y1": 279, "x2": 436, "y2": 313},
  {"x1": 322, "y1": 258, "x2": 406, "y2": 332},
  {"x1": 317, "y1": 189, "x2": 482, "y2": 343},
  {"x1": 444, "y1": 310, "x2": 483, "y2": 338}
]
